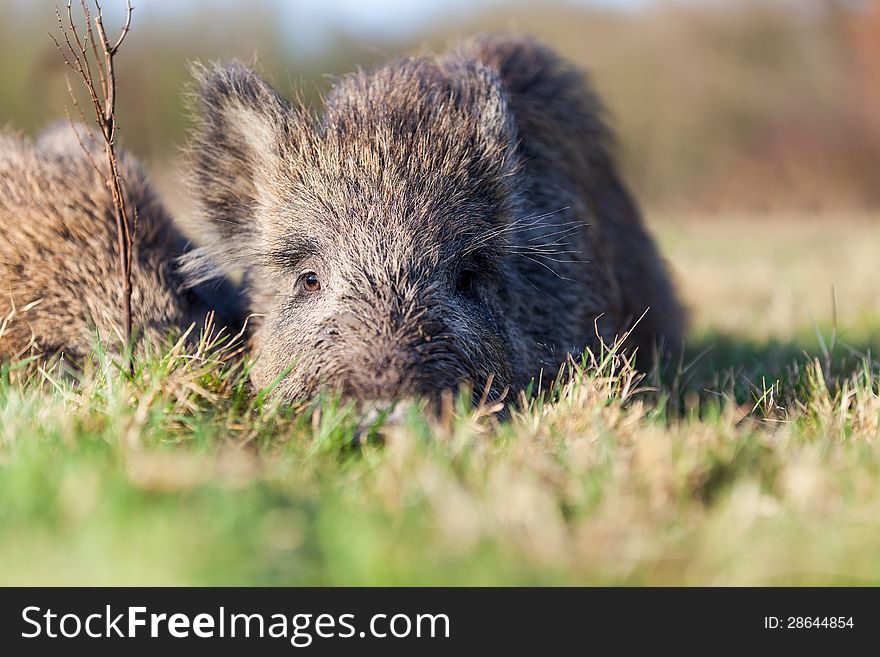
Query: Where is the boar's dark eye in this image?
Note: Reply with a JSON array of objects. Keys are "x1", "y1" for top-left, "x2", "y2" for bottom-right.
[
  {"x1": 302, "y1": 271, "x2": 321, "y2": 292},
  {"x1": 455, "y1": 269, "x2": 477, "y2": 293}
]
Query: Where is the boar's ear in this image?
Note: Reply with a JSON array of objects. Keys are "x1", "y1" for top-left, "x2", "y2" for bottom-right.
[
  {"x1": 451, "y1": 34, "x2": 611, "y2": 186},
  {"x1": 189, "y1": 62, "x2": 299, "y2": 245},
  {"x1": 430, "y1": 59, "x2": 519, "y2": 190},
  {"x1": 466, "y1": 63, "x2": 518, "y2": 175}
]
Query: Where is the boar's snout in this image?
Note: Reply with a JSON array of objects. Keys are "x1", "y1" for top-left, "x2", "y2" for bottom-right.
[{"x1": 337, "y1": 336, "x2": 469, "y2": 406}]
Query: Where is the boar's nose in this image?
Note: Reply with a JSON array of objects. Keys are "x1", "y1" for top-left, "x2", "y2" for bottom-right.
[
  {"x1": 340, "y1": 349, "x2": 452, "y2": 404},
  {"x1": 348, "y1": 362, "x2": 447, "y2": 400},
  {"x1": 345, "y1": 364, "x2": 408, "y2": 402},
  {"x1": 333, "y1": 308, "x2": 463, "y2": 402}
]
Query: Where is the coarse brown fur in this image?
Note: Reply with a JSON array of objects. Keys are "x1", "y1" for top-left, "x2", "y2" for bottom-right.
[
  {"x1": 186, "y1": 34, "x2": 684, "y2": 405},
  {"x1": 0, "y1": 123, "x2": 242, "y2": 363}
]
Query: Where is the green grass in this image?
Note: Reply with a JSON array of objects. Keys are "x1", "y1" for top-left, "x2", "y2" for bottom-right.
[{"x1": 1, "y1": 215, "x2": 879, "y2": 585}]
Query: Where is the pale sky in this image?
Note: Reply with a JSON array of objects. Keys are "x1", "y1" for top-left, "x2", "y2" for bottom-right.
[{"x1": 133, "y1": 0, "x2": 667, "y2": 52}]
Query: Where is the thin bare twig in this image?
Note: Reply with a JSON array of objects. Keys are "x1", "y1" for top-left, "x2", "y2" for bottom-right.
[{"x1": 53, "y1": 0, "x2": 136, "y2": 367}]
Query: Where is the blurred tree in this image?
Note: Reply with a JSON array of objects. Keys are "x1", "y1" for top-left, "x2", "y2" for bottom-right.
[
  {"x1": 849, "y1": 0, "x2": 880, "y2": 125},
  {"x1": 1, "y1": 0, "x2": 879, "y2": 214}
]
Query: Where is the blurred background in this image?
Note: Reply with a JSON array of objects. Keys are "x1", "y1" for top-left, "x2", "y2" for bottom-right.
[
  {"x1": 1, "y1": 0, "x2": 878, "y2": 341},
  {"x1": 1, "y1": 0, "x2": 878, "y2": 213}
]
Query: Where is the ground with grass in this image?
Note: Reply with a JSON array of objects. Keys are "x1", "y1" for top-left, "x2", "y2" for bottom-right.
[{"x1": 1, "y1": 213, "x2": 879, "y2": 585}]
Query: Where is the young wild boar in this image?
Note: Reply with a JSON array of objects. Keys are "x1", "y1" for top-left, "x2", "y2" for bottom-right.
[
  {"x1": 187, "y1": 34, "x2": 684, "y2": 406},
  {"x1": 0, "y1": 123, "x2": 241, "y2": 363}
]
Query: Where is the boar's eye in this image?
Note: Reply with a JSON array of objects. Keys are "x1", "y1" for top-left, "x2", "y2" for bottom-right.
[
  {"x1": 301, "y1": 271, "x2": 321, "y2": 292},
  {"x1": 455, "y1": 269, "x2": 477, "y2": 293}
]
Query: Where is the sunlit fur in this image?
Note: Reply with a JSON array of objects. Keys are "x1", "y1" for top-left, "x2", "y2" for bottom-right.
[
  {"x1": 187, "y1": 34, "x2": 684, "y2": 404},
  {"x1": 0, "y1": 123, "x2": 242, "y2": 362}
]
